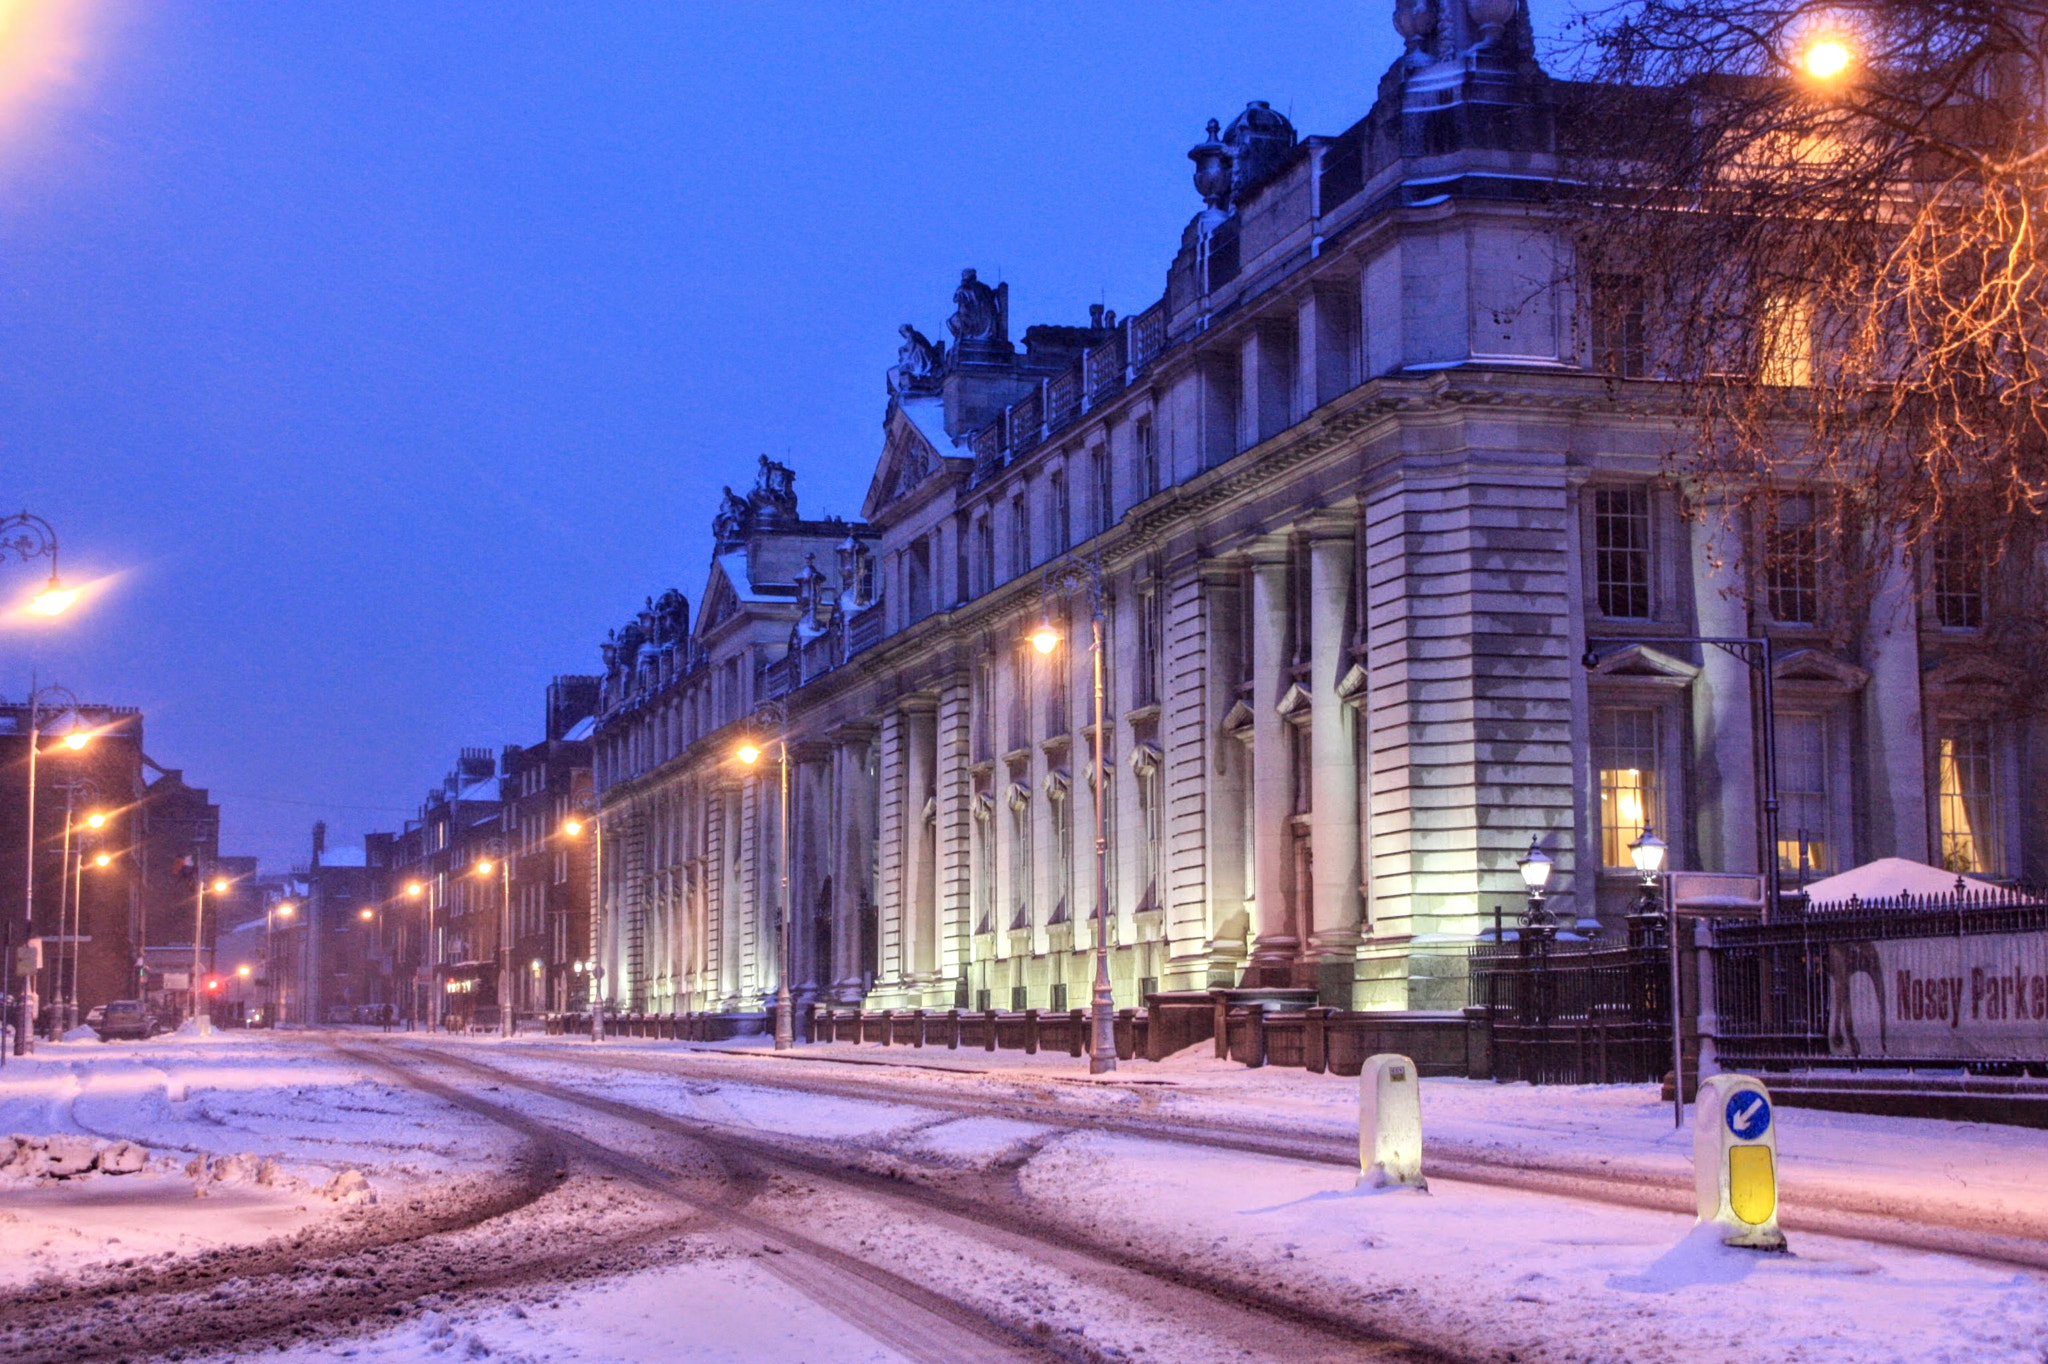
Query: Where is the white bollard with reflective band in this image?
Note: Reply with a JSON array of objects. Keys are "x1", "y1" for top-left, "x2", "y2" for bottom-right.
[
  {"x1": 1357, "y1": 1053, "x2": 1427, "y2": 1192},
  {"x1": 1693, "y1": 1072, "x2": 1786, "y2": 1250}
]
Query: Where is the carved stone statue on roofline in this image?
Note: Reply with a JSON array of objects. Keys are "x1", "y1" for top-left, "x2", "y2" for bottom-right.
[
  {"x1": 886, "y1": 323, "x2": 945, "y2": 396},
  {"x1": 753, "y1": 454, "x2": 798, "y2": 524},
  {"x1": 947, "y1": 268, "x2": 1008, "y2": 355},
  {"x1": 712, "y1": 485, "x2": 751, "y2": 551}
]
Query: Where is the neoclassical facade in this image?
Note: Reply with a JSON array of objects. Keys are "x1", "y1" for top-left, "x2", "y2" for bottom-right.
[{"x1": 589, "y1": 1, "x2": 2046, "y2": 1020}]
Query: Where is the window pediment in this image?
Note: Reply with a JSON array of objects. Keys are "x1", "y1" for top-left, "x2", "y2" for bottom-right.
[
  {"x1": 1926, "y1": 654, "x2": 2024, "y2": 694},
  {"x1": 1771, "y1": 648, "x2": 1868, "y2": 690},
  {"x1": 1587, "y1": 642, "x2": 1698, "y2": 684}
]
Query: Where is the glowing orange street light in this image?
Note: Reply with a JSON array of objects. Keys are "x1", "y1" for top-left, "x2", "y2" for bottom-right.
[
  {"x1": 211, "y1": 878, "x2": 228, "y2": 893},
  {"x1": 61, "y1": 731, "x2": 87, "y2": 751},
  {"x1": 29, "y1": 579, "x2": 77, "y2": 616},
  {"x1": 93, "y1": 853, "x2": 110, "y2": 868},
  {"x1": 735, "y1": 742, "x2": 762, "y2": 766},
  {"x1": 357, "y1": 906, "x2": 375, "y2": 922},
  {"x1": 85, "y1": 811, "x2": 106, "y2": 829},
  {"x1": 562, "y1": 819, "x2": 584, "y2": 837},
  {"x1": 235, "y1": 964, "x2": 251, "y2": 979},
  {"x1": 1029, "y1": 619, "x2": 1060, "y2": 655},
  {"x1": 275, "y1": 902, "x2": 295, "y2": 919},
  {"x1": 1802, "y1": 37, "x2": 1851, "y2": 79},
  {"x1": 474, "y1": 859, "x2": 494, "y2": 876},
  {"x1": 406, "y1": 881, "x2": 423, "y2": 897}
]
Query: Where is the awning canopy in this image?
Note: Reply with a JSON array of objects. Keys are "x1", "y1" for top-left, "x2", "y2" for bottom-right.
[{"x1": 1797, "y1": 856, "x2": 1993, "y2": 906}]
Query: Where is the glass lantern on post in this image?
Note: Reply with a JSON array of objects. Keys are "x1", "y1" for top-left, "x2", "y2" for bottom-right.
[
  {"x1": 1515, "y1": 836, "x2": 1556, "y2": 948},
  {"x1": 1626, "y1": 827, "x2": 1668, "y2": 948}
]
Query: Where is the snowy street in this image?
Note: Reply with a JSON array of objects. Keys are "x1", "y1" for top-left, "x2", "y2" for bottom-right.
[{"x1": 0, "y1": 1031, "x2": 2042, "y2": 1363}]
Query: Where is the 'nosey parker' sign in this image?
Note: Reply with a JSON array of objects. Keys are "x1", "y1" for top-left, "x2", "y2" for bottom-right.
[{"x1": 1826, "y1": 931, "x2": 2048, "y2": 1060}]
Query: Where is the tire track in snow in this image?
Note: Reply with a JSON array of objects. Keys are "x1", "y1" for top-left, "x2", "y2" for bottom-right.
[{"x1": 390, "y1": 1040, "x2": 1451, "y2": 1364}]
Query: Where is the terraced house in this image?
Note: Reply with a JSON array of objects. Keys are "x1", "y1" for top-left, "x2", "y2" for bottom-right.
[{"x1": 588, "y1": 0, "x2": 2046, "y2": 1028}]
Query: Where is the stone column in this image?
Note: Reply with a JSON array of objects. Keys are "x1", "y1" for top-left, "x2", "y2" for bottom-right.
[
  {"x1": 830, "y1": 725, "x2": 878, "y2": 1004},
  {"x1": 1690, "y1": 507, "x2": 1758, "y2": 873},
  {"x1": 934, "y1": 675, "x2": 974, "y2": 1002},
  {"x1": 1198, "y1": 561, "x2": 1249, "y2": 988},
  {"x1": 1307, "y1": 528, "x2": 1361, "y2": 1006},
  {"x1": 1247, "y1": 545, "x2": 1298, "y2": 984},
  {"x1": 1862, "y1": 543, "x2": 1929, "y2": 862},
  {"x1": 901, "y1": 700, "x2": 939, "y2": 991},
  {"x1": 791, "y1": 743, "x2": 834, "y2": 1011}
]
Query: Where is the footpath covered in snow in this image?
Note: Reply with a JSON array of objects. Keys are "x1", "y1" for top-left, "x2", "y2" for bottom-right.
[{"x1": 0, "y1": 1028, "x2": 2041, "y2": 1362}]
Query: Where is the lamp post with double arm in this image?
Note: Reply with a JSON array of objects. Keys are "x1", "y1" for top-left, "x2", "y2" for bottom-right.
[{"x1": 1030, "y1": 553, "x2": 1115, "y2": 1075}]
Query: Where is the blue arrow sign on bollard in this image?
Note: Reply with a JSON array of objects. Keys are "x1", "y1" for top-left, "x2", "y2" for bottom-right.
[{"x1": 1725, "y1": 1090, "x2": 1771, "y2": 1142}]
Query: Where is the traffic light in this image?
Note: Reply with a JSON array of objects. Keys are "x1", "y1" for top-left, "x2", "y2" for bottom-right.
[{"x1": 204, "y1": 976, "x2": 222, "y2": 994}]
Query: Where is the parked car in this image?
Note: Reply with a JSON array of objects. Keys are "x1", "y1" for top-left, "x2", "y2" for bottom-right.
[
  {"x1": 84, "y1": 1004, "x2": 105, "y2": 1030},
  {"x1": 92, "y1": 999, "x2": 159, "y2": 1042}
]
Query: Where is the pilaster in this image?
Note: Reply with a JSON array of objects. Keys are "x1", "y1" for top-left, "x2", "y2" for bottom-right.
[{"x1": 1247, "y1": 541, "x2": 1298, "y2": 983}]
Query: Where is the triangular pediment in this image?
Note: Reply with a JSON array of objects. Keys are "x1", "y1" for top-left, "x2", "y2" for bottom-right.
[
  {"x1": 1772, "y1": 648, "x2": 1869, "y2": 689},
  {"x1": 860, "y1": 398, "x2": 961, "y2": 522},
  {"x1": 695, "y1": 560, "x2": 741, "y2": 640},
  {"x1": 1926, "y1": 653, "x2": 2026, "y2": 692},
  {"x1": 1588, "y1": 642, "x2": 1699, "y2": 681}
]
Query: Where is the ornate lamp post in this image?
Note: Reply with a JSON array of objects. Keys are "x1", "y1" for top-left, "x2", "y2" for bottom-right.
[
  {"x1": 736, "y1": 699, "x2": 793, "y2": 1050},
  {"x1": 1626, "y1": 826, "x2": 1682, "y2": 1128},
  {"x1": 1030, "y1": 553, "x2": 1115, "y2": 1075},
  {"x1": 1515, "y1": 836, "x2": 1555, "y2": 940},
  {"x1": 0, "y1": 511, "x2": 77, "y2": 618}
]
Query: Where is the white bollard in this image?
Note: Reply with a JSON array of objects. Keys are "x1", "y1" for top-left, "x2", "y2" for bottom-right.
[
  {"x1": 1693, "y1": 1072, "x2": 1786, "y2": 1251},
  {"x1": 1357, "y1": 1053, "x2": 1427, "y2": 1192}
]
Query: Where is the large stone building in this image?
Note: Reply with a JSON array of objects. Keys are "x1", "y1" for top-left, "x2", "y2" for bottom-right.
[{"x1": 588, "y1": 0, "x2": 2045, "y2": 1024}]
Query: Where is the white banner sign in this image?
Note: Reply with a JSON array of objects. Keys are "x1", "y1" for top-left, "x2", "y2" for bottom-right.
[{"x1": 1827, "y1": 932, "x2": 2048, "y2": 1060}]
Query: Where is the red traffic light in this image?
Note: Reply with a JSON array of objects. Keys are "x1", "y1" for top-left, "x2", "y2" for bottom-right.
[{"x1": 204, "y1": 977, "x2": 223, "y2": 993}]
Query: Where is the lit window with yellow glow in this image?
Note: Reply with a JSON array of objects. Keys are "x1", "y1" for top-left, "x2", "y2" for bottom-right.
[
  {"x1": 1777, "y1": 714, "x2": 1830, "y2": 873},
  {"x1": 1597, "y1": 707, "x2": 1661, "y2": 868},
  {"x1": 1937, "y1": 722, "x2": 1998, "y2": 875}
]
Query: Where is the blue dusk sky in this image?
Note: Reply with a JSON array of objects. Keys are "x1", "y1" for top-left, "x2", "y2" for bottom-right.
[{"x1": 0, "y1": 0, "x2": 1576, "y2": 870}]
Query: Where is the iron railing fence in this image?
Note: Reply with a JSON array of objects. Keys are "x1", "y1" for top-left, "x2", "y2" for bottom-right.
[
  {"x1": 1713, "y1": 886, "x2": 2048, "y2": 1074},
  {"x1": 1469, "y1": 936, "x2": 1671, "y2": 1085}
]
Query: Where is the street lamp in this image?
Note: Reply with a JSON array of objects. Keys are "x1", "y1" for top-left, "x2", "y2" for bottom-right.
[
  {"x1": 736, "y1": 699, "x2": 793, "y2": 1050},
  {"x1": 1800, "y1": 36, "x2": 1851, "y2": 80},
  {"x1": 402, "y1": 881, "x2": 425, "y2": 1030},
  {"x1": 560, "y1": 813, "x2": 601, "y2": 1042},
  {"x1": 50, "y1": 783, "x2": 102, "y2": 1035},
  {"x1": 1515, "y1": 836, "x2": 1555, "y2": 939},
  {"x1": 268, "y1": 900, "x2": 295, "y2": 1025},
  {"x1": 1033, "y1": 553, "x2": 1115, "y2": 1075},
  {"x1": 1627, "y1": 825, "x2": 1684, "y2": 1130},
  {"x1": 0, "y1": 511, "x2": 75, "y2": 617},
  {"x1": 13, "y1": 684, "x2": 86, "y2": 1058},
  {"x1": 190, "y1": 869, "x2": 232, "y2": 1034},
  {"x1": 474, "y1": 839, "x2": 513, "y2": 1036}
]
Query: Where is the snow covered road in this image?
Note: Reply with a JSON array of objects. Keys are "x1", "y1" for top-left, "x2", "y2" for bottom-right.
[{"x1": 0, "y1": 1029, "x2": 2042, "y2": 1362}]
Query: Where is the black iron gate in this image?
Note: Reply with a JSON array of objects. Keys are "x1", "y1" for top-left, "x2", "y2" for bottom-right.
[{"x1": 1470, "y1": 929, "x2": 1671, "y2": 1084}]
